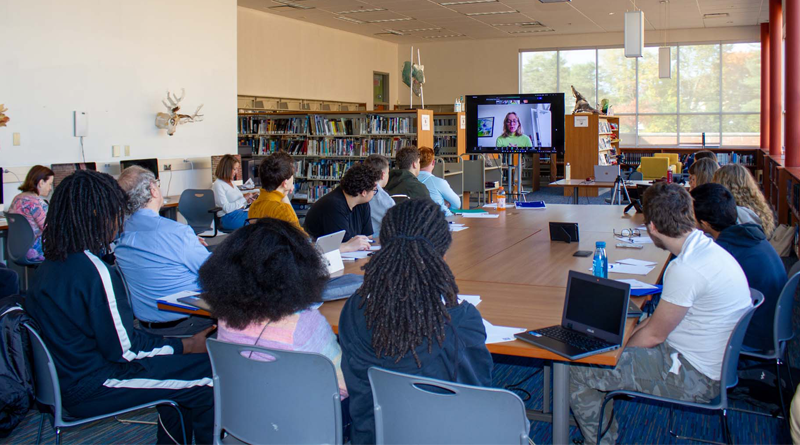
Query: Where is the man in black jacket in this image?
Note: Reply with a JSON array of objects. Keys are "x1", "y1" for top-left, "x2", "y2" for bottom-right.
[
  {"x1": 691, "y1": 183, "x2": 787, "y2": 351},
  {"x1": 384, "y1": 146, "x2": 430, "y2": 200},
  {"x1": 25, "y1": 170, "x2": 214, "y2": 444}
]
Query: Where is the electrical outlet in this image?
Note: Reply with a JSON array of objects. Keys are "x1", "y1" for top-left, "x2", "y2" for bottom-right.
[
  {"x1": 124, "y1": 145, "x2": 130, "y2": 156},
  {"x1": 163, "y1": 164, "x2": 172, "y2": 171},
  {"x1": 12, "y1": 133, "x2": 20, "y2": 146},
  {"x1": 112, "y1": 145, "x2": 121, "y2": 157}
]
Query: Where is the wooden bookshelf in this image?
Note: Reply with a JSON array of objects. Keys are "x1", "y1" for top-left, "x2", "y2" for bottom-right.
[
  {"x1": 618, "y1": 147, "x2": 760, "y2": 172},
  {"x1": 563, "y1": 114, "x2": 619, "y2": 197},
  {"x1": 764, "y1": 154, "x2": 785, "y2": 213},
  {"x1": 237, "y1": 109, "x2": 433, "y2": 202}
]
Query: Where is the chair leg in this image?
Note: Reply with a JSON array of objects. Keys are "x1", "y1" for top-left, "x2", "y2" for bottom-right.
[
  {"x1": 720, "y1": 409, "x2": 732, "y2": 445},
  {"x1": 776, "y1": 359, "x2": 791, "y2": 429},
  {"x1": 54, "y1": 427, "x2": 62, "y2": 445},
  {"x1": 35, "y1": 414, "x2": 44, "y2": 445},
  {"x1": 596, "y1": 395, "x2": 615, "y2": 444}
]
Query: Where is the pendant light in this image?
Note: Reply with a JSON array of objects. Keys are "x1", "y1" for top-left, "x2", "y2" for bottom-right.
[
  {"x1": 625, "y1": 0, "x2": 644, "y2": 58},
  {"x1": 659, "y1": 0, "x2": 672, "y2": 78}
]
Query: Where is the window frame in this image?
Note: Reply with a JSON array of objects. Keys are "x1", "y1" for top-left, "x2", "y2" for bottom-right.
[{"x1": 519, "y1": 41, "x2": 761, "y2": 148}]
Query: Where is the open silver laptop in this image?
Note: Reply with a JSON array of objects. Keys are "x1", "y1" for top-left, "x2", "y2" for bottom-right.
[
  {"x1": 315, "y1": 230, "x2": 346, "y2": 254},
  {"x1": 594, "y1": 165, "x2": 620, "y2": 183}
]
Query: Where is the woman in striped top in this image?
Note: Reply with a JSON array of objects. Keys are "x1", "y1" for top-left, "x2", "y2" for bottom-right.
[{"x1": 199, "y1": 218, "x2": 348, "y2": 400}]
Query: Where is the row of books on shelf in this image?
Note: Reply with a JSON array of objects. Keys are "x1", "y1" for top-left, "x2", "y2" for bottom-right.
[
  {"x1": 433, "y1": 118, "x2": 456, "y2": 129},
  {"x1": 239, "y1": 138, "x2": 307, "y2": 155},
  {"x1": 369, "y1": 115, "x2": 412, "y2": 134},
  {"x1": 311, "y1": 115, "x2": 363, "y2": 136},
  {"x1": 240, "y1": 137, "x2": 415, "y2": 157},
  {"x1": 789, "y1": 181, "x2": 800, "y2": 215},
  {"x1": 238, "y1": 117, "x2": 308, "y2": 135},
  {"x1": 435, "y1": 136, "x2": 457, "y2": 149},
  {"x1": 716, "y1": 152, "x2": 755, "y2": 166},
  {"x1": 294, "y1": 159, "x2": 356, "y2": 180},
  {"x1": 599, "y1": 138, "x2": 614, "y2": 151},
  {"x1": 300, "y1": 183, "x2": 335, "y2": 203},
  {"x1": 599, "y1": 120, "x2": 614, "y2": 133}
]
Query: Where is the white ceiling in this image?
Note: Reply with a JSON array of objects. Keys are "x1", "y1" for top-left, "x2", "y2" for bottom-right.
[{"x1": 238, "y1": 0, "x2": 768, "y2": 43}]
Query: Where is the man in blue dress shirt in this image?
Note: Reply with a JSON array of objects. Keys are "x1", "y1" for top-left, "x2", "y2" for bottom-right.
[
  {"x1": 116, "y1": 166, "x2": 214, "y2": 336},
  {"x1": 417, "y1": 147, "x2": 461, "y2": 216}
]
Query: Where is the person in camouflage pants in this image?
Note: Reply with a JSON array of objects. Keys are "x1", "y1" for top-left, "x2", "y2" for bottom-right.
[{"x1": 569, "y1": 343, "x2": 718, "y2": 444}]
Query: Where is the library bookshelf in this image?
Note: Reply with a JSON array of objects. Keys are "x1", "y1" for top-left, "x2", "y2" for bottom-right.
[
  {"x1": 563, "y1": 114, "x2": 620, "y2": 197},
  {"x1": 237, "y1": 109, "x2": 433, "y2": 203}
]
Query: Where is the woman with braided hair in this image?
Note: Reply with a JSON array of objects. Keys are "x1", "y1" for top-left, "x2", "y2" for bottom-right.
[{"x1": 339, "y1": 199, "x2": 492, "y2": 445}]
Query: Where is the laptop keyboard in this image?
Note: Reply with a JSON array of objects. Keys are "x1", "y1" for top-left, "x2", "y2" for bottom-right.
[{"x1": 532, "y1": 326, "x2": 611, "y2": 352}]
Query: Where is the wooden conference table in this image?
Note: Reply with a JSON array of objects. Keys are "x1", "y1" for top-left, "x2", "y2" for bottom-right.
[{"x1": 160, "y1": 204, "x2": 669, "y2": 445}]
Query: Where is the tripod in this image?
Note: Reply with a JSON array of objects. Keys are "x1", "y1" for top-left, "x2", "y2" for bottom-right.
[{"x1": 609, "y1": 174, "x2": 632, "y2": 206}]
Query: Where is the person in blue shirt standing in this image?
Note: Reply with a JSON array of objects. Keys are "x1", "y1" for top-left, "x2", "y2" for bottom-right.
[
  {"x1": 116, "y1": 166, "x2": 215, "y2": 336},
  {"x1": 417, "y1": 147, "x2": 461, "y2": 216}
]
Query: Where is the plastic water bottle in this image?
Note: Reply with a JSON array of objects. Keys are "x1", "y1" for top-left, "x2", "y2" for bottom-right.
[
  {"x1": 497, "y1": 187, "x2": 506, "y2": 211},
  {"x1": 454, "y1": 97, "x2": 461, "y2": 112},
  {"x1": 592, "y1": 241, "x2": 608, "y2": 278},
  {"x1": 565, "y1": 163, "x2": 571, "y2": 181}
]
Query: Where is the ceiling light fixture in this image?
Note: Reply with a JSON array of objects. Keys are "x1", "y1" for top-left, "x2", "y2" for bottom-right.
[
  {"x1": 336, "y1": 16, "x2": 365, "y2": 24},
  {"x1": 624, "y1": 0, "x2": 644, "y2": 58},
  {"x1": 659, "y1": 0, "x2": 671, "y2": 78},
  {"x1": 337, "y1": 8, "x2": 386, "y2": 14},
  {"x1": 439, "y1": 0, "x2": 497, "y2": 5},
  {"x1": 375, "y1": 30, "x2": 405, "y2": 35},
  {"x1": 270, "y1": 0, "x2": 314, "y2": 10},
  {"x1": 703, "y1": 12, "x2": 730, "y2": 19},
  {"x1": 537, "y1": 0, "x2": 571, "y2": 3},
  {"x1": 494, "y1": 21, "x2": 544, "y2": 27},
  {"x1": 464, "y1": 10, "x2": 518, "y2": 16},
  {"x1": 365, "y1": 17, "x2": 414, "y2": 23},
  {"x1": 393, "y1": 27, "x2": 443, "y2": 32},
  {"x1": 423, "y1": 34, "x2": 465, "y2": 39},
  {"x1": 506, "y1": 28, "x2": 555, "y2": 33}
]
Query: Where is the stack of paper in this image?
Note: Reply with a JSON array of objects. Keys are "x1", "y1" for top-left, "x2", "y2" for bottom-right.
[
  {"x1": 457, "y1": 294, "x2": 481, "y2": 306},
  {"x1": 482, "y1": 203, "x2": 497, "y2": 209},
  {"x1": 482, "y1": 319, "x2": 526, "y2": 344},
  {"x1": 615, "y1": 278, "x2": 663, "y2": 296},
  {"x1": 449, "y1": 223, "x2": 469, "y2": 232},
  {"x1": 588, "y1": 258, "x2": 657, "y2": 276},
  {"x1": 615, "y1": 236, "x2": 653, "y2": 244},
  {"x1": 461, "y1": 213, "x2": 500, "y2": 219},
  {"x1": 341, "y1": 251, "x2": 371, "y2": 260}
]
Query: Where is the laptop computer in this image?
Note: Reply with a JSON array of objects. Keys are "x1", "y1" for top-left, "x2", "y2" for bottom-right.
[
  {"x1": 514, "y1": 271, "x2": 631, "y2": 360},
  {"x1": 594, "y1": 165, "x2": 620, "y2": 183},
  {"x1": 315, "y1": 230, "x2": 346, "y2": 254}
]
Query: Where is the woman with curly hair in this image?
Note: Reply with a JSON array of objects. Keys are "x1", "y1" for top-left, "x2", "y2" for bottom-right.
[
  {"x1": 199, "y1": 218, "x2": 349, "y2": 401},
  {"x1": 713, "y1": 164, "x2": 775, "y2": 236},
  {"x1": 338, "y1": 199, "x2": 493, "y2": 445}
]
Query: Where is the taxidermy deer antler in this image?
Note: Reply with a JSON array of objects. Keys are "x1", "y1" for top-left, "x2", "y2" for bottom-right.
[
  {"x1": 571, "y1": 85, "x2": 600, "y2": 115},
  {"x1": 155, "y1": 89, "x2": 204, "y2": 136}
]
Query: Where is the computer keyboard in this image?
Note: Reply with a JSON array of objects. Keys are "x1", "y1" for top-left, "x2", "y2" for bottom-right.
[{"x1": 532, "y1": 326, "x2": 611, "y2": 352}]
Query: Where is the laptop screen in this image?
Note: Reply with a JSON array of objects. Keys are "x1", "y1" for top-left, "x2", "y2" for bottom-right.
[{"x1": 563, "y1": 271, "x2": 629, "y2": 341}]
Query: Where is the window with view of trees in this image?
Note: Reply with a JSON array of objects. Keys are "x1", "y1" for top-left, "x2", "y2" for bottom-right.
[{"x1": 520, "y1": 43, "x2": 760, "y2": 146}]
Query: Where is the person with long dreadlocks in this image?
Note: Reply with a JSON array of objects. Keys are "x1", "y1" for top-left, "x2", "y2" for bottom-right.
[
  {"x1": 25, "y1": 170, "x2": 216, "y2": 444},
  {"x1": 338, "y1": 199, "x2": 493, "y2": 444}
]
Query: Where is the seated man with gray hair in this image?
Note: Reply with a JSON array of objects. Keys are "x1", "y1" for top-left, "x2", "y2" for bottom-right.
[{"x1": 116, "y1": 166, "x2": 214, "y2": 336}]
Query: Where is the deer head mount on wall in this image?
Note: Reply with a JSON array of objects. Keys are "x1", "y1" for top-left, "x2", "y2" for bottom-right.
[
  {"x1": 155, "y1": 89, "x2": 203, "y2": 136},
  {"x1": 0, "y1": 104, "x2": 9, "y2": 127}
]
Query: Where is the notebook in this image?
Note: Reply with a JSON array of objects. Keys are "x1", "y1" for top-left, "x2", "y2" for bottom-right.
[{"x1": 514, "y1": 271, "x2": 631, "y2": 360}]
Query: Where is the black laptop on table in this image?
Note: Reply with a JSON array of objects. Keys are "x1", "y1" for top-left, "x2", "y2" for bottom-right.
[{"x1": 514, "y1": 271, "x2": 632, "y2": 360}]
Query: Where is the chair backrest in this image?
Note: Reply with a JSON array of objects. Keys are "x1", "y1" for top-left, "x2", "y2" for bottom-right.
[
  {"x1": 789, "y1": 261, "x2": 800, "y2": 280},
  {"x1": 720, "y1": 289, "x2": 764, "y2": 401},
  {"x1": 391, "y1": 195, "x2": 409, "y2": 205},
  {"x1": 368, "y1": 367, "x2": 530, "y2": 445},
  {"x1": 24, "y1": 323, "x2": 64, "y2": 424},
  {"x1": 626, "y1": 171, "x2": 644, "y2": 181},
  {"x1": 6, "y1": 213, "x2": 39, "y2": 266},
  {"x1": 178, "y1": 189, "x2": 216, "y2": 235},
  {"x1": 654, "y1": 153, "x2": 679, "y2": 167},
  {"x1": 639, "y1": 157, "x2": 670, "y2": 180},
  {"x1": 206, "y1": 339, "x2": 342, "y2": 445},
  {"x1": 774, "y1": 271, "x2": 800, "y2": 346}
]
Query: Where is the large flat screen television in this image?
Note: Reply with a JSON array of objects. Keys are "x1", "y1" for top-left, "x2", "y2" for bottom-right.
[{"x1": 466, "y1": 93, "x2": 564, "y2": 154}]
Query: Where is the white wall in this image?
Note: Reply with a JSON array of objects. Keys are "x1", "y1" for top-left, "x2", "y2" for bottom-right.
[
  {"x1": 397, "y1": 26, "x2": 761, "y2": 106},
  {"x1": 238, "y1": 8, "x2": 399, "y2": 110},
  {"x1": 0, "y1": 0, "x2": 238, "y2": 205}
]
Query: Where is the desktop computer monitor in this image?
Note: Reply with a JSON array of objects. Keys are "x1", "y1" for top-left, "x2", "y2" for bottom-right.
[
  {"x1": 120, "y1": 158, "x2": 159, "y2": 180},
  {"x1": 51, "y1": 162, "x2": 98, "y2": 188}
]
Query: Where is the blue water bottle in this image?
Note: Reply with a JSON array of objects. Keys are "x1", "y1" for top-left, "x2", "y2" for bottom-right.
[{"x1": 593, "y1": 241, "x2": 608, "y2": 278}]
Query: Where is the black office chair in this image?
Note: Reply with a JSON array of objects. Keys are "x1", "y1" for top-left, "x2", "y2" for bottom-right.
[
  {"x1": 177, "y1": 190, "x2": 225, "y2": 238},
  {"x1": 5, "y1": 213, "x2": 42, "y2": 291}
]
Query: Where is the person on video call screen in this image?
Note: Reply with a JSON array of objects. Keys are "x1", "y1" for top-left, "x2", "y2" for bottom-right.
[{"x1": 495, "y1": 112, "x2": 532, "y2": 148}]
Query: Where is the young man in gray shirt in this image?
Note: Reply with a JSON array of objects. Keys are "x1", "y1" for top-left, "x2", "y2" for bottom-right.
[{"x1": 364, "y1": 154, "x2": 395, "y2": 238}]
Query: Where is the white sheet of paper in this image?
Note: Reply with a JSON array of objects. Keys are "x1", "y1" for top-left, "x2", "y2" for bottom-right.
[
  {"x1": 636, "y1": 225, "x2": 647, "y2": 230},
  {"x1": 482, "y1": 203, "x2": 498, "y2": 208},
  {"x1": 369, "y1": 245, "x2": 381, "y2": 251},
  {"x1": 609, "y1": 263, "x2": 655, "y2": 275},
  {"x1": 450, "y1": 226, "x2": 469, "y2": 232},
  {"x1": 341, "y1": 251, "x2": 370, "y2": 259},
  {"x1": 421, "y1": 114, "x2": 431, "y2": 131},
  {"x1": 482, "y1": 319, "x2": 526, "y2": 344},
  {"x1": 461, "y1": 213, "x2": 500, "y2": 219},
  {"x1": 457, "y1": 294, "x2": 482, "y2": 306},
  {"x1": 615, "y1": 236, "x2": 654, "y2": 244},
  {"x1": 615, "y1": 278, "x2": 659, "y2": 290},
  {"x1": 616, "y1": 258, "x2": 657, "y2": 267}
]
